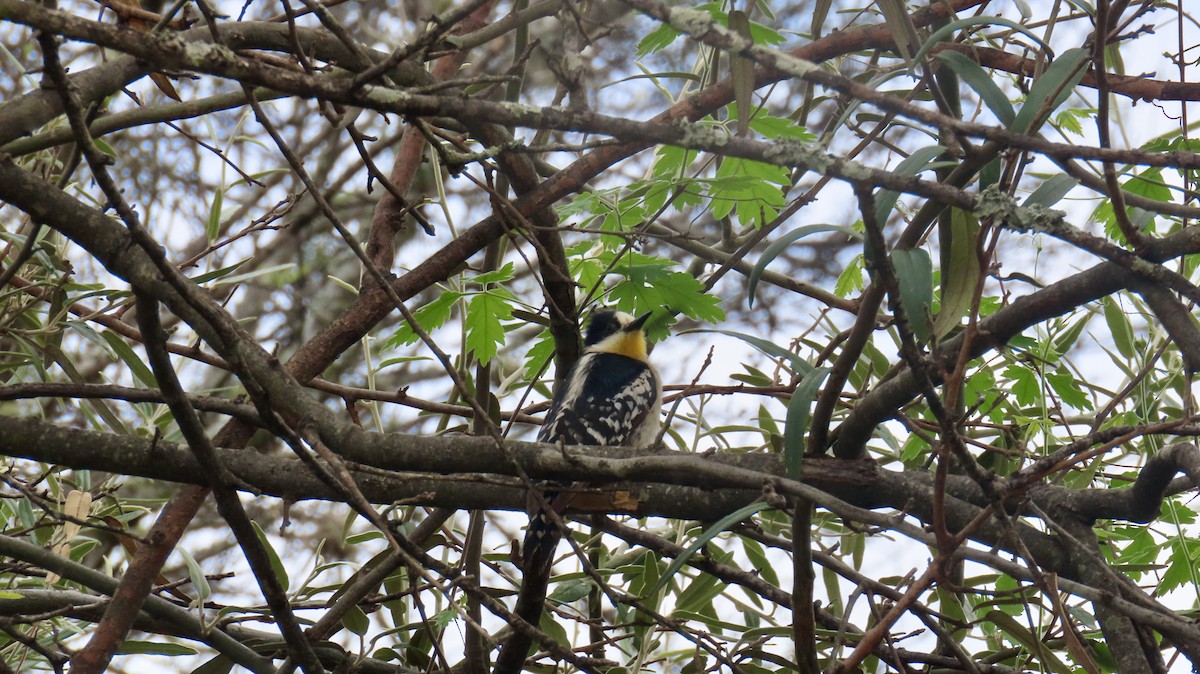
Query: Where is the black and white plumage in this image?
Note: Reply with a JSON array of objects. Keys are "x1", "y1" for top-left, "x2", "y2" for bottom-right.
[
  {"x1": 538, "y1": 310, "x2": 662, "y2": 449},
  {"x1": 494, "y1": 310, "x2": 661, "y2": 674}
]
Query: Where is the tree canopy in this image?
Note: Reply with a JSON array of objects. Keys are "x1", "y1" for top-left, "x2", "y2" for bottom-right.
[{"x1": 2, "y1": 0, "x2": 1200, "y2": 672}]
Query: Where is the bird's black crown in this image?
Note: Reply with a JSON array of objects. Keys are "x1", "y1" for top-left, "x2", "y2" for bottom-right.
[{"x1": 584, "y1": 311, "x2": 624, "y2": 346}]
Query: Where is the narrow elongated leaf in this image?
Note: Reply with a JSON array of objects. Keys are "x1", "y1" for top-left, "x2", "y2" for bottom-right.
[
  {"x1": 1011, "y1": 47, "x2": 1090, "y2": 134},
  {"x1": 178, "y1": 546, "x2": 211, "y2": 601},
  {"x1": 890, "y1": 248, "x2": 934, "y2": 342},
  {"x1": 729, "y1": 10, "x2": 754, "y2": 137},
  {"x1": 811, "y1": 0, "x2": 832, "y2": 38},
  {"x1": 876, "y1": 0, "x2": 919, "y2": 65},
  {"x1": 749, "y1": 224, "x2": 861, "y2": 307},
  {"x1": 250, "y1": 520, "x2": 289, "y2": 592},
  {"x1": 739, "y1": 536, "x2": 779, "y2": 586},
  {"x1": 933, "y1": 208, "x2": 980, "y2": 338},
  {"x1": 673, "y1": 571, "x2": 725, "y2": 615},
  {"x1": 875, "y1": 145, "x2": 946, "y2": 224},
  {"x1": 211, "y1": 263, "x2": 296, "y2": 288},
  {"x1": 1024, "y1": 174, "x2": 1078, "y2": 208},
  {"x1": 984, "y1": 610, "x2": 1075, "y2": 674},
  {"x1": 190, "y1": 655, "x2": 234, "y2": 674},
  {"x1": 206, "y1": 188, "x2": 223, "y2": 243},
  {"x1": 935, "y1": 50, "x2": 1015, "y2": 125},
  {"x1": 1102, "y1": 296, "x2": 1136, "y2": 359},
  {"x1": 647, "y1": 501, "x2": 771, "y2": 597},
  {"x1": 116, "y1": 641, "x2": 198, "y2": 656},
  {"x1": 189, "y1": 259, "x2": 249, "y2": 285},
  {"x1": 100, "y1": 331, "x2": 156, "y2": 388},
  {"x1": 913, "y1": 15, "x2": 1053, "y2": 64},
  {"x1": 637, "y1": 23, "x2": 679, "y2": 56},
  {"x1": 783, "y1": 367, "x2": 830, "y2": 478},
  {"x1": 1051, "y1": 313, "x2": 1093, "y2": 356},
  {"x1": 683, "y1": 329, "x2": 812, "y2": 375}
]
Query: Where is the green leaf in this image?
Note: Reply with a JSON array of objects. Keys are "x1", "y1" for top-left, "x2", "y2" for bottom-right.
[
  {"x1": 189, "y1": 655, "x2": 234, "y2": 674},
  {"x1": 178, "y1": 546, "x2": 211, "y2": 602},
  {"x1": 189, "y1": 259, "x2": 249, "y2": 285},
  {"x1": 1160, "y1": 540, "x2": 1200, "y2": 595},
  {"x1": 373, "y1": 648, "x2": 399, "y2": 662},
  {"x1": 1004, "y1": 364, "x2": 1040, "y2": 406},
  {"x1": 206, "y1": 187, "x2": 224, "y2": 243},
  {"x1": 876, "y1": 0, "x2": 919, "y2": 64},
  {"x1": 647, "y1": 501, "x2": 771, "y2": 597},
  {"x1": 599, "y1": 195, "x2": 647, "y2": 246},
  {"x1": 682, "y1": 329, "x2": 811, "y2": 376},
  {"x1": 522, "y1": 329, "x2": 556, "y2": 381},
  {"x1": 875, "y1": 145, "x2": 945, "y2": 224},
  {"x1": 748, "y1": 114, "x2": 816, "y2": 142},
  {"x1": 984, "y1": 610, "x2": 1075, "y2": 674},
  {"x1": 749, "y1": 225, "x2": 861, "y2": 307},
  {"x1": 637, "y1": 23, "x2": 680, "y2": 56},
  {"x1": 1011, "y1": 47, "x2": 1090, "y2": 134},
  {"x1": 1054, "y1": 107, "x2": 1094, "y2": 136},
  {"x1": 539, "y1": 606, "x2": 571, "y2": 646},
  {"x1": 1123, "y1": 167, "x2": 1172, "y2": 203},
  {"x1": 211, "y1": 263, "x2": 296, "y2": 288},
  {"x1": 100, "y1": 331, "x2": 156, "y2": 388},
  {"x1": 733, "y1": 365, "x2": 775, "y2": 387},
  {"x1": 326, "y1": 275, "x2": 359, "y2": 295},
  {"x1": 651, "y1": 144, "x2": 697, "y2": 180},
  {"x1": 342, "y1": 604, "x2": 370, "y2": 636},
  {"x1": 606, "y1": 253, "x2": 724, "y2": 333},
  {"x1": 1102, "y1": 296, "x2": 1135, "y2": 359},
  {"x1": 1024, "y1": 174, "x2": 1078, "y2": 209},
  {"x1": 387, "y1": 290, "x2": 462, "y2": 347},
  {"x1": 739, "y1": 536, "x2": 779, "y2": 586},
  {"x1": 729, "y1": 10, "x2": 754, "y2": 137},
  {"x1": 251, "y1": 520, "x2": 289, "y2": 593},
  {"x1": 913, "y1": 16, "x2": 1053, "y2": 65},
  {"x1": 465, "y1": 290, "x2": 515, "y2": 365},
  {"x1": 783, "y1": 367, "x2": 830, "y2": 479},
  {"x1": 835, "y1": 254, "x2": 866, "y2": 297},
  {"x1": 629, "y1": 551, "x2": 664, "y2": 598},
  {"x1": 116, "y1": 640, "x2": 198, "y2": 656},
  {"x1": 935, "y1": 50, "x2": 1015, "y2": 125},
  {"x1": 935, "y1": 586, "x2": 966, "y2": 634},
  {"x1": 93, "y1": 137, "x2": 117, "y2": 158},
  {"x1": 933, "y1": 209, "x2": 980, "y2": 338},
  {"x1": 548, "y1": 578, "x2": 592, "y2": 604},
  {"x1": 890, "y1": 248, "x2": 934, "y2": 342},
  {"x1": 1047, "y1": 369, "x2": 1092, "y2": 410},
  {"x1": 345, "y1": 531, "x2": 384, "y2": 545},
  {"x1": 980, "y1": 157, "x2": 1001, "y2": 189},
  {"x1": 1094, "y1": 168, "x2": 1170, "y2": 240},
  {"x1": 1051, "y1": 313, "x2": 1092, "y2": 356},
  {"x1": 673, "y1": 571, "x2": 726, "y2": 616},
  {"x1": 708, "y1": 157, "x2": 789, "y2": 228},
  {"x1": 571, "y1": 250, "x2": 607, "y2": 293},
  {"x1": 471, "y1": 261, "x2": 515, "y2": 286}
]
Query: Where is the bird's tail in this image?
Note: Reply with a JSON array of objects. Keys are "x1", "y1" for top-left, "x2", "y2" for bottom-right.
[{"x1": 492, "y1": 490, "x2": 569, "y2": 673}]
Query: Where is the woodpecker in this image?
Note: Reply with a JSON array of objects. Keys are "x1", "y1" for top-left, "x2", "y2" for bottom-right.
[
  {"x1": 494, "y1": 310, "x2": 662, "y2": 673},
  {"x1": 538, "y1": 310, "x2": 662, "y2": 449}
]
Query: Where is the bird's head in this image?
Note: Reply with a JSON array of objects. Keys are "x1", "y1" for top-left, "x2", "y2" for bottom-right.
[{"x1": 584, "y1": 310, "x2": 653, "y2": 360}]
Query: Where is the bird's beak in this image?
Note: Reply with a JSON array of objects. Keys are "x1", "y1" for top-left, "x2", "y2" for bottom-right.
[{"x1": 626, "y1": 311, "x2": 653, "y2": 332}]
